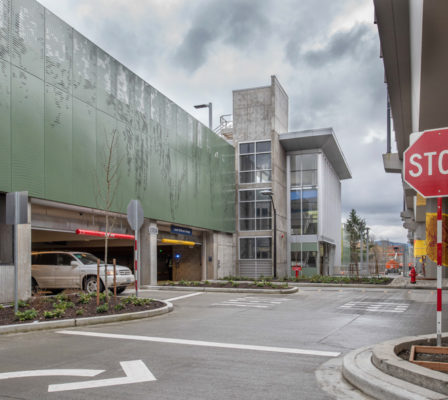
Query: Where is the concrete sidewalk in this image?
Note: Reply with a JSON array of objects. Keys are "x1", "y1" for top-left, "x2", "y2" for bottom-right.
[{"x1": 387, "y1": 276, "x2": 448, "y2": 290}]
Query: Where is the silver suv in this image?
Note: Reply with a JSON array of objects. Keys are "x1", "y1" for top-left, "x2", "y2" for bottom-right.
[{"x1": 31, "y1": 251, "x2": 134, "y2": 294}]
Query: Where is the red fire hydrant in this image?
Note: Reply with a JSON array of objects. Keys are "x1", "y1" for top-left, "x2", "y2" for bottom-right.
[{"x1": 410, "y1": 266, "x2": 416, "y2": 284}]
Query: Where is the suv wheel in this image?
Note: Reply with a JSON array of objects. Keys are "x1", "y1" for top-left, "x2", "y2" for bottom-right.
[{"x1": 85, "y1": 276, "x2": 104, "y2": 294}]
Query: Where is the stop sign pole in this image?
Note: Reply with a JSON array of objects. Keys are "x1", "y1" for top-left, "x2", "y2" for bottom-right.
[{"x1": 403, "y1": 127, "x2": 448, "y2": 347}]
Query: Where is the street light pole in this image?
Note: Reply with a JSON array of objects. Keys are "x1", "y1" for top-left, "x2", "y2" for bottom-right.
[
  {"x1": 194, "y1": 102, "x2": 213, "y2": 130},
  {"x1": 260, "y1": 190, "x2": 277, "y2": 278}
]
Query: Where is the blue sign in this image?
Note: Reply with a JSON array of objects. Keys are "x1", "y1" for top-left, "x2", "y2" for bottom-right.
[{"x1": 171, "y1": 225, "x2": 192, "y2": 236}]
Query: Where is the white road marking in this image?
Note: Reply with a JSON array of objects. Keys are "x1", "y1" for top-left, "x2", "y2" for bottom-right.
[
  {"x1": 212, "y1": 296, "x2": 290, "y2": 309},
  {"x1": 164, "y1": 292, "x2": 203, "y2": 302},
  {"x1": 212, "y1": 303, "x2": 269, "y2": 308},
  {"x1": 0, "y1": 369, "x2": 103, "y2": 380},
  {"x1": 58, "y1": 330, "x2": 340, "y2": 357},
  {"x1": 339, "y1": 301, "x2": 410, "y2": 313},
  {"x1": 48, "y1": 360, "x2": 156, "y2": 392}
]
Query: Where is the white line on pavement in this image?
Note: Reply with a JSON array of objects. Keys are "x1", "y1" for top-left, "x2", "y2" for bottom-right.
[
  {"x1": 212, "y1": 303, "x2": 269, "y2": 308},
  {"x1": 164, "y1": 292, "x2": 203, "y2": 302},
  {"x1": 0, "y1": 369, "x2": 104, "y2": 380},
  {"x1": 58, "y1": 330, "x2": 340, "y2": 357}
]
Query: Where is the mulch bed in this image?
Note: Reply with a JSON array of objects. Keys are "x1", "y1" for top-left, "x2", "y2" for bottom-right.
[
  {"x1": 0, "y1": 292, "x2": 165, "y2": 326},
  {"x1": 397, "y1": 338, "x2": 448, "y2": 374},
  {"x1": 162, "y1": 282, "x2": 289, "y2": 289}
]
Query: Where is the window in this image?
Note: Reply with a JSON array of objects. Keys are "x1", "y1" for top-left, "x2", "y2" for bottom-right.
[
  {"x1": 33, "y1": 253, "x2": 57, "y2": 265},
  {"x1": 239, "y1": 237, "x2": 272, "y2": 260},
  {"x1": 290, "y1": 153, "x2": 318, "y2": 235},
  {"x1": 239, "y1": 189, "x2": 272, "y2": 231},
  {"x1": 290, "y1": 154, "x2": 317, "y2": 186},
  {"x1": 291, "y1": 250, "x2": 317, "y2": 269},
  {"x1": 239, "y1": 141, "x2": 271, "y2": 183},
  {"x1": 291, "y1": 189, "x2": 318, "y2": 235},
  {"x1": 56, "y1": 254, "x2": 76, "y2": 266}
]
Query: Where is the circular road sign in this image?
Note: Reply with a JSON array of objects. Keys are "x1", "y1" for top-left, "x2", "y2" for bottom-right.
[{"x1": 403, "y1": 128, "x2": 448, "y2": 198}]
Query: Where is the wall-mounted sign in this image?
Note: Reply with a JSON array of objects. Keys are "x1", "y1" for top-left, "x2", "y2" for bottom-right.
[{"x1": 171, "y1": 225, "x2": 192, "y2": 236}]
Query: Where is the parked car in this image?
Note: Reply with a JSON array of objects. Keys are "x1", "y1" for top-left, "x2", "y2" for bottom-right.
[{"x1": 31, "y1": 251, "x2": 134, "y2": 294}]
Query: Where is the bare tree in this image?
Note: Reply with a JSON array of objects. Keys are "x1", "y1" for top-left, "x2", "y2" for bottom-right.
[{"x1": 96, "y1": 129, "x2": 123, "y2": 299}]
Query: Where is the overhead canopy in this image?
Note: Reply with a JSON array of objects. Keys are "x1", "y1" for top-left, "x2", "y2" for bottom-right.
[{"x1": 279, "y1": 128, "x2": 352, "y2": 180}]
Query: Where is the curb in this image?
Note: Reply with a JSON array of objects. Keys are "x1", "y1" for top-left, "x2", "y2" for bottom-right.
[
  {"x1": 371, "y1": 334, "x2": 448, "y2": 396},
  {"x1": 288, "y1": 282, "x2": 448, "y2": 290},
  {"x1": 141, "y1": 285, "x2": 298, "y2": 294},
  {"x1": 0, "y1": 301, "x2": 173, "y2": 335},
  {"x1": 342, "y1": 346, "x2": 446, "y2": 400}
]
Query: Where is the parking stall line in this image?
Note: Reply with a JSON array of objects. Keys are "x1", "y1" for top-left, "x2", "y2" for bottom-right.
[{"x1": 58, "y1": 330, "x2": 340, "y2": 357}]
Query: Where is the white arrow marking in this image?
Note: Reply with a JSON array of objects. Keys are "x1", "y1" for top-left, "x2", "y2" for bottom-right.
[
  {"x1": 48, "y1": 360, "x2": 156, "y2": 392},
  {"x1": 0, "y1": 369, "x2": 103, "y2": 380}
]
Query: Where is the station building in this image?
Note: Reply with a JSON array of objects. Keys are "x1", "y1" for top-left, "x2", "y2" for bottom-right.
[
  {"x1": 0, "y1": 0, "x2": 351, "y2": 302},
  {"x1": 374, "y1": 0, "x2": 448, "y2": 278},
  {"x1": 220, "y1": 77, "x2": 351, "y2": 278}
]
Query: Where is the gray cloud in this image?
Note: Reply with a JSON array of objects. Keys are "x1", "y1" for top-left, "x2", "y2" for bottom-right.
[
  {"x1": 302, "y1": 23, "x2": 373, "y2": 67},
  {"x1": 173, "y1": 0, "x2": 271, "y2": 73}
]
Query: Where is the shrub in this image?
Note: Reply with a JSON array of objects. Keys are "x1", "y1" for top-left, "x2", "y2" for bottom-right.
[
  {"x1": 54, "y1": 293, "x2": 69, "y2": 302},
  {"x1": 114, "y1": 303, "x2": 125, "y2": 311},
  {"x1": 96, "y1": 304, "x2": 109, "y2": 313},
  {"x1": 121, "y1": 296, "x2": 153, "y2": 306},
  {"x1": 15, "y1": 309, "x2": 37, "y2": 321},
  {"x1": 78, "y1": 293, "x2": 91, "y2": 304},
  {"x1": 17, "y1": 300, "x2": 28, "y2": 308},
  {"x1": 76, "y1": 309, "x2": 84, "y2": 316},
  {"x1": 43, "y1": 309, "x2": 65, "y2": 319}
]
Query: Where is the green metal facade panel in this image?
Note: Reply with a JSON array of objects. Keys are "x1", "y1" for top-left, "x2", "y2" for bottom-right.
[
  {"x1": 11, "y1": 66, "x2": 44, "y2": 195},
  {"x1": 72, "y1": 98, "x2": 96, "y2": 207},
  {"x1": 12, "y1": 0, "x2": 44, "y2": 79},
  {"x1": 0, "y1": 59, "x2": 10, "y2": 190},
  {"x1": 44, "y1": 83, "x2": 72, "y2": 202},
  {"x1": 0, "y1": 0, "x2": 10, "y2": 62},
  {"x1": 0, "y1": 0, "x2": 235, "y2": 233}
]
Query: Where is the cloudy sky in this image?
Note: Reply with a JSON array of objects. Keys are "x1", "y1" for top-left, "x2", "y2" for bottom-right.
[{"x1": 38, "y1": 0, "x2": 407, "y2": 243}]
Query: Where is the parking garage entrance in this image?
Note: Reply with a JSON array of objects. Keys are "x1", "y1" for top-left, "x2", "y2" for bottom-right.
[{"x1": 157, "y1": 243, "x2": 202, "y2": 282}]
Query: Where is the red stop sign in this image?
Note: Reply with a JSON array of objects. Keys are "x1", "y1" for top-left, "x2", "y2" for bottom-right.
[{"x1": 403, "y1": 128, "x2": 448, "y2": 198}]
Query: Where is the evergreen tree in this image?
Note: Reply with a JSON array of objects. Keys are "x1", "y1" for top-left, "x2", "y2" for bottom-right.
[{"x1": 345, "y1": 209, "x2": 366, "y2": 263}]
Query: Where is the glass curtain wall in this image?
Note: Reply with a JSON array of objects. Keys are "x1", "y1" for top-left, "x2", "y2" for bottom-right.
[{"x1": 290, "y1": 153, "x2": 318, "y2": 271}]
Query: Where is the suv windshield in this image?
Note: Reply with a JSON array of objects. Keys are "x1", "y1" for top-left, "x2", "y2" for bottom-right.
[{"x1": 73, "y1": 253, "x2": 103, "y2": 265}]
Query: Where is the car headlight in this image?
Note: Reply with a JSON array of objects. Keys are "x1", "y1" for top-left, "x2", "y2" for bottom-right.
[{"x1": 106, "y1": 270, "x2": 116, "y2": 276}]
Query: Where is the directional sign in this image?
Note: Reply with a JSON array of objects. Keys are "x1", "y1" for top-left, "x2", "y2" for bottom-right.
[
  {"x1": 403, "y1": 128, "x2": 448, "y2": 198},
  {"x1": 127, "y1": 199, "x2": 144, "y2": 231}
]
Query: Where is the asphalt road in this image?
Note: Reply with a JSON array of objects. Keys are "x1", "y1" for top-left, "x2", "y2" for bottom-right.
[{"x1": 0, "y1": 287, "x2": 446, "y2": 400}]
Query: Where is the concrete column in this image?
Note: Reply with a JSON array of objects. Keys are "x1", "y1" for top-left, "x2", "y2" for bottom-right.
[
  {"x1": 18, "y1": 223, "x2": 31, "y2": 300},
  {"x1": 201, "y1": 232, "x2": 207, "y2": 281},
  {"x1": 140, "y1": 219, "x2": 158, "y2": 286},
  {"x1": 149, "y1": 221, "x2": 158, "y2": 285}
]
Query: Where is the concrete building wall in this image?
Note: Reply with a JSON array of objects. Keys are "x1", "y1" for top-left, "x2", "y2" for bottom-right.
[
  {"x1": 233, "y1": 76, "x2": 289, "y2": 278},
  {"x1": 214, "y1": 232, "x2": 235, "y2": 279},
  {"x1": 233, "y1": 86, "x2": 272, "y2": 143}
]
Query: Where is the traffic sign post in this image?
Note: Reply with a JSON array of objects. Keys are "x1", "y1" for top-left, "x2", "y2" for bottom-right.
[
  {"x1": 127, "y1": 200, "x2": 144, "y2": 297},
  {"x1": 403, "y1": 127, "x2": 448, "y2": 346}
]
